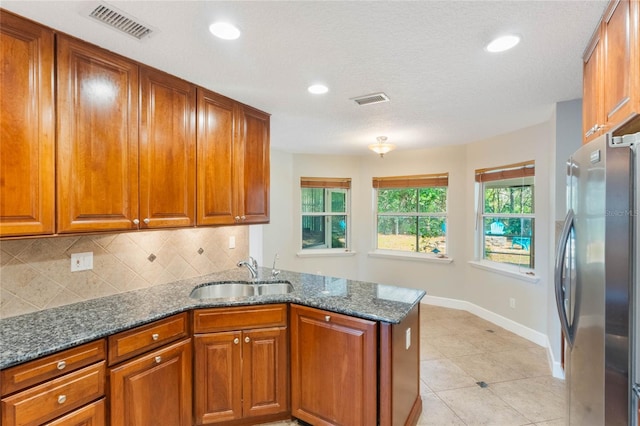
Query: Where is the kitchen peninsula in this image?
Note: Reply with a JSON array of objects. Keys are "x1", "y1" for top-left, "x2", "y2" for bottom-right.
[{"x1": 0, "y1": 269, "x2": 424, "y2": 426}]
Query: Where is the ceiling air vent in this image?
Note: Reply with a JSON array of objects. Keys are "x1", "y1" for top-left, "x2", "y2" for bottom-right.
[
  {"x1": 87, "y1": 3, "x2": 154, "y2": 40},
  {"x1": 351, "y1": 92, "x2": 390, "y2": 106}
]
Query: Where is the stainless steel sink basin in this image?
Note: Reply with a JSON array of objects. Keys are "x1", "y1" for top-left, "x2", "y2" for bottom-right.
[{"x1": 189, "y1": 281, "x2": 293, "y2": 299}]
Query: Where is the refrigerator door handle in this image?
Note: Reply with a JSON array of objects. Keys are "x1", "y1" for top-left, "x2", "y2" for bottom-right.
[{"x1": 555, "y1": 208, "x2": 575, "y2": 347}]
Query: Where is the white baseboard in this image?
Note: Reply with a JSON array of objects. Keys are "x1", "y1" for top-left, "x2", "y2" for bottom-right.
[{"x1": 421, "y1": 295, "x2": 565, "y2": 379}]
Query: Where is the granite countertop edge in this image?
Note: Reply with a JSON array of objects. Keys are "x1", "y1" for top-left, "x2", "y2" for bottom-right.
[{"x1": 0, "y1": 268, "x2": 425, "y2": 369}]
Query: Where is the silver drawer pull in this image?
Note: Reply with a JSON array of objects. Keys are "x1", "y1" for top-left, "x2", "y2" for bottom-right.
[
  {"x1": 155, "y1": 356, "x2": 162, "y2": 364},
  {"x1": 152, "y1": 333, "x2": 159, "y2": 341},
  {"x1": 325, "y1": 315, "x2": 331, "y2": 322},
  {"x1": 56, "y1": 360, "x2": 66, "y2": 370},
  {"x1": 233, "y1": 338, "x2": 239, "y2": 344},
  {"x1": 244, "y1": 336, "x2": 250, "y2": 343},
  {"x1": 57, "y1": 395, "x2": 67, "y2": 404}
]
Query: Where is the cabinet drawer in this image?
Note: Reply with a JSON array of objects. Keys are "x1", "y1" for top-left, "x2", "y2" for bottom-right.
[
  {"x1": 193, "y1": 304, "x2": 287, "y2": 333},
  {"x1": 1, "y1": 362, "x2": 105, "y2": 426},
  {"x1": 43, "y1": 398, "x2": 105, "y2": 426},
  {"x1": 108, "y1": 313, "x2": 188, "y2": 365},
  {"x1": 1, "y1": 340, "x2": 106, "y2": 396}
]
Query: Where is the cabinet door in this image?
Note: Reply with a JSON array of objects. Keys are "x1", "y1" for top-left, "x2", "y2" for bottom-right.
[
  {"x1": 290, "y1": 305, "x2": 377, "y2": 426},
  {"x1": 243, "y1": 327, "x2": 288, "y2": 418},
  {"x1": 57, "y1": 35, "x2": 139, "y2": 233},
  {"x1": 583, "y1": 28, "x2": 604, "y2": 143},
  {"x1": 194, "y1": 331, "x2": 242, "y2": 424},
  {"x1": 139, "y1": 66, "x2": 196, "y2": 229},
  {"x1": 196, "y1": 88, "x2": 237, "y2": 226},
  {"x1": 602, "y1": 0, "x2": 635, "y2": 128},
  {"x1": 237, "y1": 104, "x2": 270, "y2": 224},
  {"x1": 0, "y1": 11, "x2": 55, "y2": 237},
  {"x1": 109, "y1": 339, "x2": 192, "y2": 426}
]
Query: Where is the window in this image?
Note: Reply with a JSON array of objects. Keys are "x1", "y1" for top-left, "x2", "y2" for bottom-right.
[
  {"x1": 301, "y1": 177, "x2": 350, "y2": 250},
  {"x1": 476, "y1": 161, "x2": 535, "y2": 269},
  {"x1": 373, "y1": 174, "x2": 448, "y2": 255}
]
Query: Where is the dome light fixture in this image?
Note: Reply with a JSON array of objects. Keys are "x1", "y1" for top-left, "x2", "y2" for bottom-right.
[
  {"x1": 209, "y1": 22, "x2": 241, "y2": 40},
  {"x1": 308, "y1": 84, "x2": 329, "y2": 94},
  {"x1": 486, "y1": 34, "x2": 521, "y2": 53},
  {"x1": 368, "y1": 136, "x2": 396, "y2": 158}
]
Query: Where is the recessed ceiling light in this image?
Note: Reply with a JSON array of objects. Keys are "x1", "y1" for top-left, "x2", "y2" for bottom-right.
[
  {"x1": 209, "y1": 22, "x2": 240, "y2": 40},
  {"x1": 308, "y1": 84, "x2": 329, "y2": 95},
  {"x1": 486, "y1": 34, "x2": 521, "y2": 53}
]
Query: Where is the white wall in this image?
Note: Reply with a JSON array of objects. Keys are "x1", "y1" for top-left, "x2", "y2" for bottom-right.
[{"x1": 262, "y1": 105, "x2": 581, "y2": 369}]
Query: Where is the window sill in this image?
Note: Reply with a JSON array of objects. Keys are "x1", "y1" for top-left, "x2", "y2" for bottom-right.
[
  {"x1": 468, "y1": 260, "x2": 540, "y2": 283},
  {"x1": 296, "y1": 250, "x2": 356, "y2": 258},
  {"x1": 368, "y1": 250, "x2": 453, "y2": 264}
]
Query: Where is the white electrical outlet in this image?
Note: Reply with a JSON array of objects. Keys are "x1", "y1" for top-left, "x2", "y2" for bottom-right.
[
  {"x1": 229, "y1": 236, "x2": 236, "y2": 249},
  {"x1": 509, "y1": 297, "x2": 516, "y2": 309},
  {"x1": 405, "y1": 328, "x2": 411, "y2": 350},
  {"x1": 71, "y1": 252, "x2": 93, "y2": 272}
]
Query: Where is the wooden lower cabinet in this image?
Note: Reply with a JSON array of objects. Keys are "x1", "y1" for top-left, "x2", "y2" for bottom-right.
[
  {"x1": 193, "y1": 305, "x2": 289, "y2": 425},
  {"x1": 290, "y1": 304, "x2": 377, "y2": 426},
  {"x1": 109, "y1": 338, "x2": 192, "y2": 426},
  {"x1": 43, "y1": 398, "x2": 105, "y2": 426}
]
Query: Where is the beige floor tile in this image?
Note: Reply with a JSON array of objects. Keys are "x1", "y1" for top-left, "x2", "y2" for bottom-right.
[
  {"x1": 485, "y1": 347, "x2": 550, "y2": 378},
  {"x1": 420, "y1": 358, "x2": 477, "y2": 392},
  {"x1": 449, "y1": 353, "x2": 526, "y2": 384},
  {"x1": 533, "y1": 419, "x2": 565, "y2": 426},
  {"x1": 489, "y1": 376, "x2": 566, "y2": 423},
  {"x1": 437, "y1": 386, "x2": 531, "y2": 425},
  {"x1": 418, "y1": 392, "x2": 466, "y2": 425},
  {"x1": 427, "y1": 333, "x2": 486, "y2": 358}
]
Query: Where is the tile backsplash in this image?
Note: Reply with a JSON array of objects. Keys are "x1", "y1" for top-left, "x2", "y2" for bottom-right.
[{"x1": 0, "y1": 227, "x2": 249, "y2": 319}]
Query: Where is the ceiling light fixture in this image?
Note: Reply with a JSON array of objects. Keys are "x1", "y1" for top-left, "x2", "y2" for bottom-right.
[
  {"x1": 308, "y1": 84, "x2": 329, "y2": 94},
  {"x1": 486, "y1": 34, "x2": 521, "y2": 53},
  {"x1": 209, "y1": 22, "x2": 241, "y2": 40},
  {"x1": 368, "y1": 136, "x2": 396, "y2": 158}
]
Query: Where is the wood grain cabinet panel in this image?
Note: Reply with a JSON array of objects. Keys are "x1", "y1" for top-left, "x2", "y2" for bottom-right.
[
  {"x1": 290, "y1": 304, "x2": 377, "y2": 426},
  {"x1": 56, "y1": 34, "x2": 139, "y2": 233},
  {"x1": 139, "y1": 66, "x2": 196, "y2": 229},
  {"x1": 583, "y1": 0, "x2": 640, "y2": 143},
  {"x1": 193, "y1": 306, "x2": 288, "y2": 425},
  {"x1": 1, "y1": 362, "x2": 105, "y2": 426},
  {"x1": 197, "y1": 88, "x2": 270, "y2": 226},
  {"x1": 109, "y1": 338, "x2": 192, "y2": 426},
  {"x1": 0, "y1": 11, "x2": 55, "y2": 237},
  {"x1": 43, "y1": 398, "x2": 105, "y2": 426}
]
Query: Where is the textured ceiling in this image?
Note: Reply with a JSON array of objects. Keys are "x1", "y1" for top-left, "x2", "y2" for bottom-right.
[{"x1": 2, "y1": 1, "x2": 607, "y2": 155}]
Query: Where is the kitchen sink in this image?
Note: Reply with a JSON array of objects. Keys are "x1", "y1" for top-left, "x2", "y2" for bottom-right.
[{"x1": 189, "y1": 280, "x2": 293, "y2": 299}]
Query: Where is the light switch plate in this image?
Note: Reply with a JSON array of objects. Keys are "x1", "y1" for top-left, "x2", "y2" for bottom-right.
[
  {"x1": 229, "y1": 236, "x2": 236, "y2": 249},
  {"x1": 405, "y1": 327, "x2": 411, "y2": 350},
  {"x1": 71, "y1": 252, "x2": 93, "y2": 272}
]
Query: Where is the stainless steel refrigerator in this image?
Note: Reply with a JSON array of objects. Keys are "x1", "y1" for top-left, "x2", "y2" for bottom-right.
[{"x1": 555, "y1": 130, "x2": 640, "y2": 426}]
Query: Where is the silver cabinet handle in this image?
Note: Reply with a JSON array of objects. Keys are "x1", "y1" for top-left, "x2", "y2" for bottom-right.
[
  {"x1": 143, "y1": 218, "x2": 150, "y2": 224},
  {"x1": 233, "y1": 337, "x2": 240, "y2": 344},
  {"x1": 244, "y1": 336, "x2": 250, "y2": 343},
  {"x1": 57, "y1": 395, "x2": 67, "y2": 404},
  {"x1": 133, "y1": 218, "x2": 140, "y2": 225},
  {"x1": 325, "y1": 315, "x2": 331, "y2": 322},
  {"x1": 155, "y1": 356, "x2": 162, "y2": 364},
  {"x1": 241, "y1": 215, "x2": 246, "y2": 220},
  {"x1": 234, "y1": 216, "x2": 240, "y2": 221},
  {"x1": 152, "y1": 333, "x2": 159, "y2": 341},
  {"x1": 56, "y1": 360, "x2": 66, "y2": 370}
]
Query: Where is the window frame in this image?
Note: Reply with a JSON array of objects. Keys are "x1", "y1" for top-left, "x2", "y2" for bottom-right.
[
  {"x1": 299, "y1": 177, "x2": 352, "y2": 254},
  {"x1": 372, "y1": 173, "x2": 449, "y2": 258},
  {"x1": 475, "y1": 161, "x2": 535, "y2": 272}
]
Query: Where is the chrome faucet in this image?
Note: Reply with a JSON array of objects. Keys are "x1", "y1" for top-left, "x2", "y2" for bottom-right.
[
  {"x1": 271, "y1": 253, "x2": 280, "y2": 279},
  {"x1": 237, "y1": 256, "x2": 258, "y2": 279}
]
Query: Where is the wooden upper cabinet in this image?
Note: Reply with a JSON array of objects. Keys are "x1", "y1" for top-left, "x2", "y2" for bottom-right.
[
  {"x1": 237, "y1": 104, "x2": 270, "y2": 224},
  {"x1": 197, "y1": 90, "x2": 270, "y2": 226},
  {"x1": 197, "y1": 88, "x2": 237, "y2": 226},
  {"x1": 583, "y1": 0, "x2": 640, "y2": 143},
  {"x1": 56, "y1": 35, "x2": 139, "y2": 233},
  {"x1": 139, "y1": 66, "x2": 196, "y2": 229},
  {"x1": 583, "y1": 28, "x2": 604, "y2": 143},
  {"x1": 0, "y1": 11, "x2": 55, "y2": 237}
]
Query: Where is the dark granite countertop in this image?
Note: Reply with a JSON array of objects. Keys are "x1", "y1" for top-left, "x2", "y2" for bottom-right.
[{"x1": 0, "y1": 268, "x2": 425, "y2": 370}]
